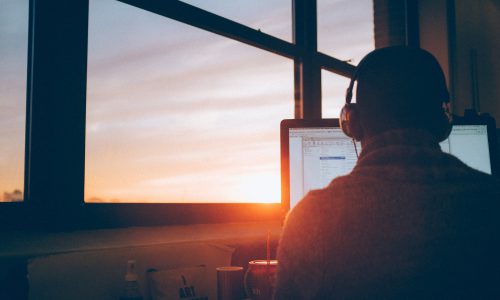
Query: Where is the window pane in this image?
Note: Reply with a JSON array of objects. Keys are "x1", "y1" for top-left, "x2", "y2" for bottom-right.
[
  {"x1": 86, "y1": 0, "x2": 293, "y2": 203},
  {"x1": 318, "y1": 0, "x2": 375, "y2": 64},
  {"x1": 321, "y1": 70, "x2": 351, "y2": 118},
  {"x1": 181, "y1": 0, "x2": 291, "y2": 42},
  {"x1": 0, "y1": 0, "x2": 28, "y2": 202}
]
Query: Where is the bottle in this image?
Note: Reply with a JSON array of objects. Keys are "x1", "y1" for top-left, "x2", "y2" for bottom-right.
[{"x1": 120, "y1": 260, "x2": 144, "y2": 300}]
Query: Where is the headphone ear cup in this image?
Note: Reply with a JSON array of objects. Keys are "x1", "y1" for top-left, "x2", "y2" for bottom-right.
[
  {"x1": 340, "y1": 104, "x2": 353, "y2": 138},
  {"x1": 340, "y1": 103, "x2": 363, "y2": 141}
]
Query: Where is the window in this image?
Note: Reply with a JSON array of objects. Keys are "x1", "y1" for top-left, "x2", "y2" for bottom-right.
[
  {"x1": 2, "y1": 0, "x2": 377, "y2": 228},
  {"x1": 181, "y1": 0, "x2": 292, "y2": 42},
  {"x1": 318, "y1": 0, "x2": 374, "y2": 65},
  {"x1": 86, "y1": 0, "x2": 293, "y2": 203},
  {"x1": 318, "y1": 0, "x2": 374, "y2": 118},
  {"x1": 321, "y1": 70, "x2": 351, "y2": 118},
  {"x1": 0, "y1": 0, "x2": 29, "y2": 203}
]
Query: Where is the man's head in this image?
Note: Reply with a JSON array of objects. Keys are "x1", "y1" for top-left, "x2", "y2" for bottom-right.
[{"x1": 340, "y1": 46, "x2": 451, "y2": 142}]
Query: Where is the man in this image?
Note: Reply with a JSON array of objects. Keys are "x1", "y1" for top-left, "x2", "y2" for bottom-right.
[{"x1": 274, "y1": 46, "x2": 500, "y2": 299}]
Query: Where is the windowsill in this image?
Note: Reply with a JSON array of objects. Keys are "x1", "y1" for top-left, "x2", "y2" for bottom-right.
[{"x1": 0, "y1": 221, "x2": 282, "y2": 259}]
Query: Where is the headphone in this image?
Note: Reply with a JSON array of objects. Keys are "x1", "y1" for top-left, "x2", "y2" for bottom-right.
[
  {"x1": 339, "y1": 68, "x2": 364, "y2": 141},
  {"x1": 339, "y1": 49, "x2": 453, "y2": 142}
]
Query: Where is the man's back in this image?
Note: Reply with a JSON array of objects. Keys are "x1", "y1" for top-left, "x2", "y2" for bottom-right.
[{"x1": 275, "y1": 129, "x2": 500, "y2": 299}]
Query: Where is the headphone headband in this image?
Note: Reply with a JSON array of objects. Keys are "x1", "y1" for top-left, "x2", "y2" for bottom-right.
[
  {"x1": 341, "y1": 46, "x2": 452, "y2": 142},
  {"x1": 345, "y1": 47, "x2": 450, "y2": 105}
]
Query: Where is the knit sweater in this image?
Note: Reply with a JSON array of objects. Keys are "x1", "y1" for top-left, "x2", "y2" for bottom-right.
[{"x1": 274, "y1": 129, "x2": 500, "y2": 300}]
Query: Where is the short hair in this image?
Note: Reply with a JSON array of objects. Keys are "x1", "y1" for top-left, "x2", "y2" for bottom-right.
[{"x1": 355, "y1": 46, "x2": 449, "y2": 136}]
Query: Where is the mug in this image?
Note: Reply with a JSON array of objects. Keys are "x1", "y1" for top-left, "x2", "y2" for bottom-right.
[
  {"x1": 216, "y1": 266, "x2": 244, "y2": 300},
  {"x1": 244, "y1": 260, "x2": 278, "y2": 300}
]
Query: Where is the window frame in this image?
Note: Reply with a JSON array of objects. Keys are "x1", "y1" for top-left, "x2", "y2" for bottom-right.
[{"x1": 1, "y1": 0, "x2": 357, "y2": 230}]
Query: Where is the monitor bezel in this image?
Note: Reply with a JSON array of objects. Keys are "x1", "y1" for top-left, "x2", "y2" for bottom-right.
[{"x1": 280, "y1": 118, "x2": 340, "y2": 212}]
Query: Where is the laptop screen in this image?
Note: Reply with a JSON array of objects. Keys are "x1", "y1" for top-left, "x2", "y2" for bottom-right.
[{"x1": 281, "y1": 119, "x2": 494, "y2": 211}]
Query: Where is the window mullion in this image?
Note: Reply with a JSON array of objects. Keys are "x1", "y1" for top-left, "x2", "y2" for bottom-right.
[
  {"x1": 293, "y1": 0, "x2": 321, "y2": 119},
  {"x1": 25, "y1": 0, "x2": 89, "y2": 227}
]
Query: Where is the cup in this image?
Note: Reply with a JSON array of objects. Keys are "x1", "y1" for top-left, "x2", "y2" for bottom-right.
[
  {"x1": 216, "y1": 266, "x2": 244, "y2": 300},
  {"x1": 244, "y1": 260, "x2": 278, "y2": 300}
]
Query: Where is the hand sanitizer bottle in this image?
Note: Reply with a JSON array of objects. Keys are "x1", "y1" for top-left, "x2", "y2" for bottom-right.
[{"x1": 120, "y1": 260, "x2": 143, "y2": 300}]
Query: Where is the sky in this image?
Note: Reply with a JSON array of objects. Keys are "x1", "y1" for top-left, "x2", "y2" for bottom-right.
[
  {"x1": 0, "y1": 0, "x2": 374, "y2": 203},
  {"x1": 0, "y1": 0, "x2": 28, "y2": 201}
]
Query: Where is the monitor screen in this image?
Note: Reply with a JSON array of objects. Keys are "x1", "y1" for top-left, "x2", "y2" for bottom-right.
[
  {"x1": 280, "y1": 119, "x2": 360, "y2": 210},
  {"x1": 288, "y1": 127, "x2": 360, "y2": 209},
  {"x1": 281, "y1": 120, "x2": 494, "y2": 211},
  {"x1": 439, "y1": 124, "x2": 492, "y2": 174}
]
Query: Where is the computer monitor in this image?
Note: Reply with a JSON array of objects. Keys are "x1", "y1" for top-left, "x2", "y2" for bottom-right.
[
  {"x1": 281, "y1": 119, "x2": 496, "y2": 211},
  {"x1": 439, "y1": 124, "x2": 492, "y2": 174},
  {"x1": 281, "y1": 119, "x2": 360, "y2": 210}
]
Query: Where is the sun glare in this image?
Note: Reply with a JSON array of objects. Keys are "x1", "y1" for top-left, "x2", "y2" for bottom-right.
[{"x1": 236, "y1": 171, "x2": 281, "y2": 204}]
